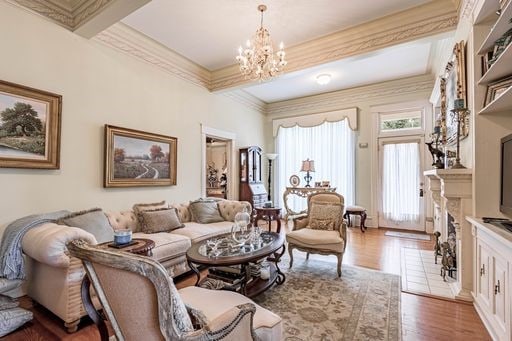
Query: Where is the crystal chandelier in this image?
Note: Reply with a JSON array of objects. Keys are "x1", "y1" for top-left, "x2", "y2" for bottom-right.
[{"x1": 235, "y1": 5, "x2": 287, "y2": 81}]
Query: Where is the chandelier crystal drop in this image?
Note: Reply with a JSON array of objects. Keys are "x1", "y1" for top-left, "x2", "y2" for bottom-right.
[{"x1": 235, "y1": 4, "x2": 287, "y2": 81}]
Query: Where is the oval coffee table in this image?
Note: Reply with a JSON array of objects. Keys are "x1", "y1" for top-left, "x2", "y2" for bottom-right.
[{"x1": 186, "y1": 232, "x2": 286, "y2": 298}]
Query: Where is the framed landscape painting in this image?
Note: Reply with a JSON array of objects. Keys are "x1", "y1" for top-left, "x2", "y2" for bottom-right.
[
  {"x1": 0, "y1": 80, "x2": 61, "y2": 169},
  {"x1": 104, "y1": 125, "x2": 177, "y2": 187}
]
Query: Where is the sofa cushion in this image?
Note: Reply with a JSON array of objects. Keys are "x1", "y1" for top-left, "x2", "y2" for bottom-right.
[
  {"x1": 170, "y1": 203, "x2": 192, "y2": 223},
  {"x1": 179, "y1": 286, "x2": 282, "y2": 341},
  {"x1": 171, "y1": 221, "x2": 232, "y2": 243},
  {"x1": 0, "y1": 307, "x2": 33, "y2": 337},
  {"x1": 132, "y1": 232, "x2": 191, "y2": 262},
  {"x1": 189, "y1": 200, "x2": 224, "y2": 224},
  {"x1": 286, "y1": 228, "x2": 344, "y2": 253},
  {"x1": 217, "y1": 200, "x2": 252, "y2": 222},
  {"x1": 59, "y1": 208, "x2": 114, "y2": 243},
  {"x1": 105, "y1": 211, "x2": 138, "y2": 232},
  {"x1": 138, "y1": 208, "x2": 184, "y2": 234},
  {"x1": 132, "y1": 201, "x2": 168, "y2": 232}
]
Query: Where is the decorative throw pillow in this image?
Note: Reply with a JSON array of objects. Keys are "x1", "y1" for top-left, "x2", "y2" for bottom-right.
[
  {"x1": 138, "y1": 208, "x2": 184, "y2": 234},
  {"x1": 59, "y1": 208, "x2": 114, "y2": 244},
  {"x1": 0, "y1": 307, "x2": 33, "y2": 337},
  {"x1": 133, "y1": 200, "x2": 168, "y2": 231},
  {"x1": 189, "y1": 199, "x2": 224, "y2": 224},
  {"x1": 0, "y1": 296, "x2": 18, "y2": 311},
  {"x1": 0, "y1": 279, "x2": 23, "y2": 295},
  {"x1": 308, "y1": 202, "x2": 343, "y2": 231}
]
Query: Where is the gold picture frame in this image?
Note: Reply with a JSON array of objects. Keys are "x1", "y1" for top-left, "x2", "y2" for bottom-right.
[
  {"x1": 0, "y1": 80, "x2": 61, "y2": 169},
  {"x1": 440, "y1": 41, "x2": 468, "y2": 145},
  {"x1": 104, "y1": 125, "x2": 177, "y2": 188}
]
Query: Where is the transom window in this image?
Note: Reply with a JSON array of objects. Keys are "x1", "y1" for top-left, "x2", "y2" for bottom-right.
[{"x1": 379, "y1": 110, "x2": 423, "y2": 133}]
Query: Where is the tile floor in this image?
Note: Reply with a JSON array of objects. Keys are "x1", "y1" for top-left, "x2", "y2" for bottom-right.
[{"x1": 401, "y1": 248, "x2": 455, "y2": 299}]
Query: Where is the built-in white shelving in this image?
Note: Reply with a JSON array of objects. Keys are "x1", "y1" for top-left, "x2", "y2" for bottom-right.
[
  {"x1": 478, "y1": 42, "x2": 512, "y2": 84},
  {"x1": 474, "y1": 0, "x2": 500, "y2": 25},
  {"x1": 478, "y1": 85, "x2": 512, "y2": 114},
  {"x1": 477, "y1": 0, "x2": 512, "y2": 54}
]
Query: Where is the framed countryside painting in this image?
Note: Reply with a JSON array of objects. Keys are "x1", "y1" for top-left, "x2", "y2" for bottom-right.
[
  {"x1": 104, "y1": 125, "x2": 177, "y2": 188},
  {"x1": 440, "y1": 41, "x2": 468, "y2": 145},
  {"x1": 0, "y1": 80, "x2": 61, "y2": 169}
]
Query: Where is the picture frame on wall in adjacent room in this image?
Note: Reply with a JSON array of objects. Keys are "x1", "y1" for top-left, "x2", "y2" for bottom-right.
[
  {"x1": 440, "y1": 41, "x2": 468, "y2": 146},
  {"x1": 0, "y1": 80, "x2": 62, "y2": 169},
  {"x1": 484, "y1": 75, "x2": 512, "y2": 107},
  {"x1": 104, "y1": 125, "x2": 177, "y2": 188}
]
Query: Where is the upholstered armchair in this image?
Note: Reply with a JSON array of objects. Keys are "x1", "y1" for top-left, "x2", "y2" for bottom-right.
[
  {"x1": 67, "y1": 240, "x2": 282, "y2": 341},
  {"x1": 286, "y1": 192, "x2": 347, "y2": 277}
]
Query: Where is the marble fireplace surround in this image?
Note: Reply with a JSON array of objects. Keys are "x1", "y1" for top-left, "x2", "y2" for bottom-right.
[{"x1": 424, "y1": 169, "x2": 473, "y2": 301}]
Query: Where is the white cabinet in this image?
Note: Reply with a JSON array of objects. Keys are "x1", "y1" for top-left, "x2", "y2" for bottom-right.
[{"x1": 469, "y1": 217, "x2": 512, "y2": 341}]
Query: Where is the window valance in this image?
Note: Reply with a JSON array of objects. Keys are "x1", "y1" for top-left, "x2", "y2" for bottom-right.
[{"x1": 272, "y1": 108, "x2": 358, "y2": 137}]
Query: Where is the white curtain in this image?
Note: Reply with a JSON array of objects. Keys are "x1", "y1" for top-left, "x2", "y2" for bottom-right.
[
  {"x1": 382, "y1": 142, "x2": 420, "y2": 223},
  {"x1": 275, "y1": 119, "x2": 355, "y2": 213}
]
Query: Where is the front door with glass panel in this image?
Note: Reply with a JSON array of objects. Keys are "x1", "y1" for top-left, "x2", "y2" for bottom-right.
[{"x1": 378, "y1": 136, "x2": 425, "y2": 231}]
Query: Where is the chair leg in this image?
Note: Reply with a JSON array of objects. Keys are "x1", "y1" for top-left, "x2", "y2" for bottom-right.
[
  {"x1": 65, "y1": 319, "x2": 80, "y2": 333},
  {"x1": 361, "y1": 211, "x2": 367, "y2": 232},
  {"x1": 288, "y1": 246, "x2": 294, "y2": 269},
  {"x1": 306, "y1": 252, "x2": 310, "y2": 260},
  {"x1": 336, "y1": 253, "x2": 343, "y2": 277}
]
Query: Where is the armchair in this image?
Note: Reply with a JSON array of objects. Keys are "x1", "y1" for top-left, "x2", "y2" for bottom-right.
[
  {"x1": 286, "y1": 192, "x2": 347, "y2": 277},
  {"x1": 67, "y1": 239, "x2": 282, "y2": 341}
]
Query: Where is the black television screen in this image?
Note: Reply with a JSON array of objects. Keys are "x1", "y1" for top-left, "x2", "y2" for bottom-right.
[{"x1": 501, "y1": 134, "x2": 512, "y2": 215}]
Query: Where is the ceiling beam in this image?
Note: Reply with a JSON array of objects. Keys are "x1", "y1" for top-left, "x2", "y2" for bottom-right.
[
  {"x1": 6, "y1": 0, "x2": 150, "y2": 38},
  {"x1": 210, "y1": 0, "x2": 457, "y2": 92}
]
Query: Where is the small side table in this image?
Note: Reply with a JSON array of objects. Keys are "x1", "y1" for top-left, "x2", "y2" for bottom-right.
[
  {"x1": 343, "y1": 206, "x2": 368, "y2": 233},
  {"x1": 253, "y1": 207, "x2": 281, "y2": 233},
  {"x1": 99, "y1": 238, "x2": 155, "y2": 256}
]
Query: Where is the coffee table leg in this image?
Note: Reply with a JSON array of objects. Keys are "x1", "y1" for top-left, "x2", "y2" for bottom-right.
[
  {"x1": 271, "y1": 244, "x2": 286, "y2": 285},
  {"x1": 187, "y1": 260, "x2": 201, "y2": 286}
]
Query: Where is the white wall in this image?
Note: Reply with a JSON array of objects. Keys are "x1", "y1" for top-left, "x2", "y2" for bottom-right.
[{"x1": 0, "y1": 2, "x2": 265, "y2": 234}]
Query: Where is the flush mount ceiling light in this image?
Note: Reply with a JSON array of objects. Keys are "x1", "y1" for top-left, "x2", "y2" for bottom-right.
[
  {"x1": 316, "y1": 74, "x2": 332, "y2": 85},
  {"x1": 235, "y1": 4, "x2": 287, "y2": 81}
]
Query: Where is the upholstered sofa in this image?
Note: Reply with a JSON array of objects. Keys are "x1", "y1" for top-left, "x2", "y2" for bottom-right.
[{"x1": 20, "y1": 199, "x2": 250, "y2": 333}]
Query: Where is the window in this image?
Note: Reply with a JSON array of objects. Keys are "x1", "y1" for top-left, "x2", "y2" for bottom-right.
[
  {"x1": 379, "y1": 110, "x2": 422, "y2": 133},
  {"x1": 275, "y1": 120, "x2": 355, "y2": 212}
]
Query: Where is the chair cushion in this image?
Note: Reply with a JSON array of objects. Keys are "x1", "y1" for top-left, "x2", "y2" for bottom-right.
[
  {"x1": 132, "y1": 232, "x2": 191, "y2": 262},
  {"x1": 286, "y1": 228, "x2": 344, "y2": 253},
  {"x1": 138, "y1": 208, "x2": 184, "y2": 234},
  {"x1": 171, "y1": 221, "x2": 233, "y2": 243},
  {"x1": 308, "y1": 202, "x2": 342, "y2": 231},
  {"x1": 346, "y1": 205, "x2": 366, "y2": 212},
  {"x1": 179, "y1": 286, "x2": 282, "y2": 341},
  {"x1": 189, "y1": 199, "x2": 224, "y2": 224}
]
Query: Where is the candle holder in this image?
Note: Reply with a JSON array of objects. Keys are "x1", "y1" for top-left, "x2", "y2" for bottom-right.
[{"x1": 450, "y1": 104, "x2": 469, "y2": 169}]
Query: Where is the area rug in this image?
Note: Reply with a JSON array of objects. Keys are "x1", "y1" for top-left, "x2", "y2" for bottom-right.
[
  {"x1": 254, "y1": 255, "x2": 401, "y2": 340},
  {"x1": 384, "y1": 231, "x2": 431, "y2": 241},
  {"x1": 400, "y1": 248, "x2": 455, "y2": 299}
]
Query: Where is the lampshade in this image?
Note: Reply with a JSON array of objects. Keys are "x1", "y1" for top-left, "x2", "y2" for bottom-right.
[
  {"x1": 300, "y1": 159, "x2": 315, "y2": 172},
  {"x1": 266, "y1": 153, "x2": 278, "y2": 160}
]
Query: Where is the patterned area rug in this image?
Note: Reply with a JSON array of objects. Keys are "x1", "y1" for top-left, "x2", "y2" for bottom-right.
[
  {"x1": 253, "y1": 255, "x2": 401, "y2": 340},
  {"x1": 384, "y1": 231, "x2": 431, "y2": 241}
]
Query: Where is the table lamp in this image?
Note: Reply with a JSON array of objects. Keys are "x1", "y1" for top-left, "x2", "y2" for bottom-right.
[{"x1": 300, "y1": 159, "x2": 315, "y2": 187}]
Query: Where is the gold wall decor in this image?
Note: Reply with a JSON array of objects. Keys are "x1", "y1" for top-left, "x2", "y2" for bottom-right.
[{"x1": 440, "y1": 41, "x2": 468, "y2": 145}]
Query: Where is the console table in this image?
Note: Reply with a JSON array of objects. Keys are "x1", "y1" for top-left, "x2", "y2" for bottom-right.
[{"x1": 282, "y1": 187, "x2": 336, "y2": 221}]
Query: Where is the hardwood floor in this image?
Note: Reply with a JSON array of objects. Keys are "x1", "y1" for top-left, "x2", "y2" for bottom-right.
[{"x1": 5, "y1": 224, "x2": 490, "y2": 340}]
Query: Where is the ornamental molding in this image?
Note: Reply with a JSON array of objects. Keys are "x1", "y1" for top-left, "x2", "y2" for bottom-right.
[
  {"x1": 266, "y1": 75, "x2": 434, "y2": 117},
  {"x1": 7, "y1": 0, "x2": 114, "y2": 29},
  {"x1": 210, "y1": 0, "x2": 458, "y2": 91},
  {"x1": 459, "y1": 0, "x2": 477, "y2": 20},
  {"x1": 94, "y1": 23, "x2": 211, "y2": 89},
  {"x1": 222, "y1": 90, "x2": 266, "y2": 113},
  {"x1": 431, "y1": 191, "x2": 442, "y2": 207}
]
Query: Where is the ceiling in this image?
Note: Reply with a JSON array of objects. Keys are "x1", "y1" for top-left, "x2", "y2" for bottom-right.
[
  {"x1": 122, "y1": 0, "x2": 433, "y2": 70},
  {"x1": 119, "y1": 0, "x2": 456, "y2": 104},
  {"x1": 244, "y1": 36, "x2": 452, "y2": 103}
]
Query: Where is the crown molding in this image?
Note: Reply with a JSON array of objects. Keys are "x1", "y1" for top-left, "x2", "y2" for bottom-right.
[
  {"x1": 210, "y1": 0, "x2": 457, "y2": 92},
  {"x1": 94, "y1": 23, "x2": 211, "y2": 89},
  {"x1": 222, "y1": 90, "x2": 267, "y2": 113},
  {"x1": 266, "y1": 75, "x2": 435, "y2": 117},
  {"x1": 459, "y1": 0, "x2": 477, "y2": 19}
]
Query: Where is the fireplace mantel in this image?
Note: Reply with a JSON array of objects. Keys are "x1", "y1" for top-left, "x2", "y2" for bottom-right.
[{"x1": 424, "y1": 168, "x2": 473, "y2": 301}]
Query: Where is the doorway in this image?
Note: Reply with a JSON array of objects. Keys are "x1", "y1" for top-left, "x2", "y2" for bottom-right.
[
  {"x1": 378, "y1": 135, "x2": 425, "y2": 231},
  {"x1": 201, "y1": 125, "x2": 236, "y2": 200}
]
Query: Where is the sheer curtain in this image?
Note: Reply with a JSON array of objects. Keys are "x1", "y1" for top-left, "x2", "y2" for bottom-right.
[
  {"x1": 275, "y1": 119, "x2": 355, "y2": 213},
  {"x1": 382, "y1": 142, "x2": 420, "y2": 223}
]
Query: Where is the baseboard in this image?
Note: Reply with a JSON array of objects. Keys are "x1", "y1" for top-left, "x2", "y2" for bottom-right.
[{"x1": 473, "y1": 294, "x2": 498, "y2": 341}]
